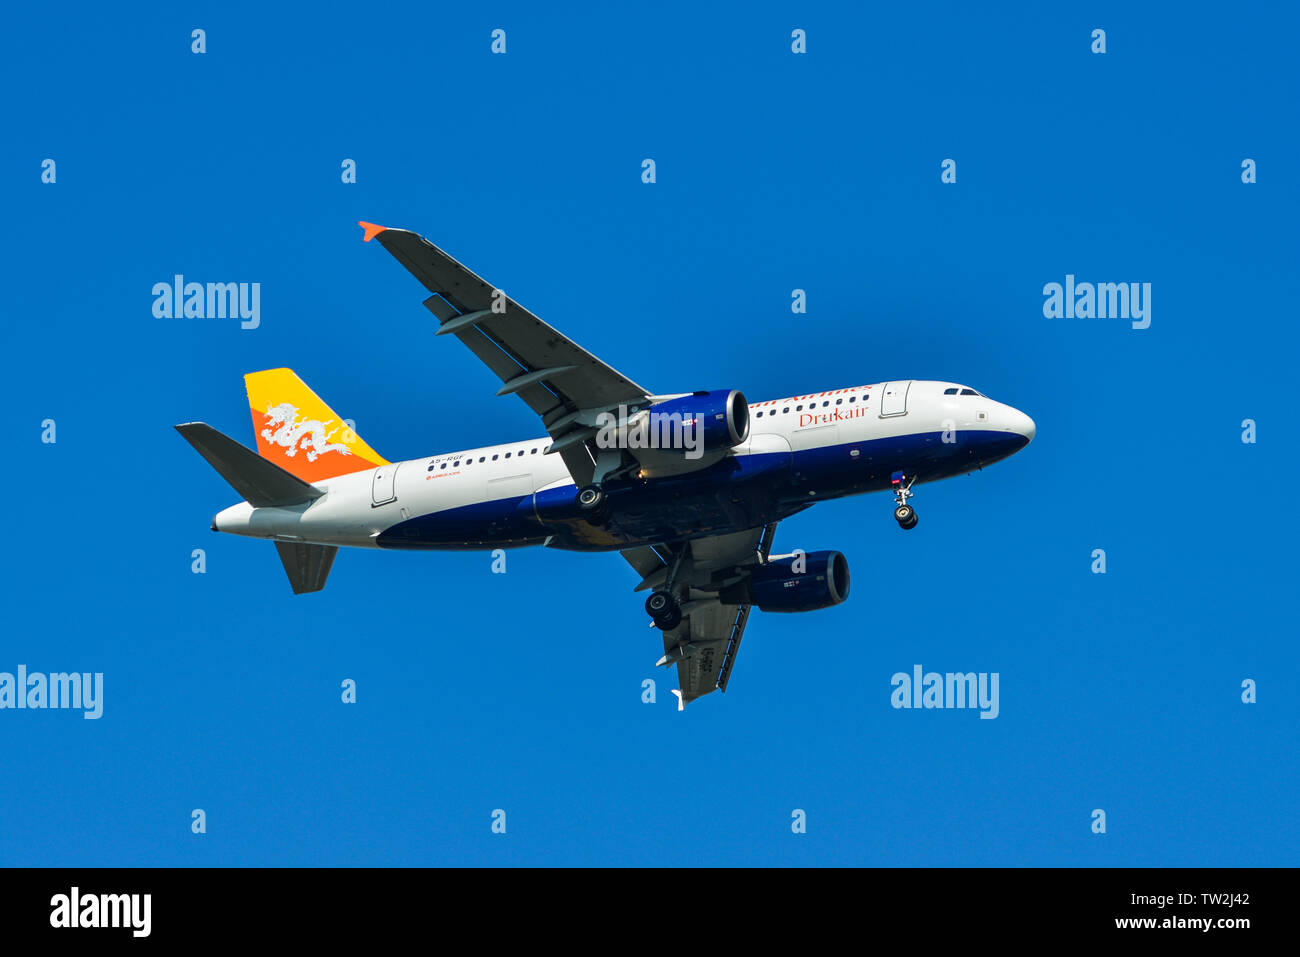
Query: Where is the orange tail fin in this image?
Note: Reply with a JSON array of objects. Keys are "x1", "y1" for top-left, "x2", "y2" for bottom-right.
[{"x1": 244, "y1": 368, "x2": 388, "y2": 483}]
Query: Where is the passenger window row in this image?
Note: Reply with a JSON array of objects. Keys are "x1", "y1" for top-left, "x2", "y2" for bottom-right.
[
  {"x1": 424, "y1": 389, "x2": 880, "y2": 464},
  {"x1": 755, "y1": 394, "x2": 865, "y2": 418},
  {"x1": 428, "y1": 447, "x2": 541, "y2": 472}
]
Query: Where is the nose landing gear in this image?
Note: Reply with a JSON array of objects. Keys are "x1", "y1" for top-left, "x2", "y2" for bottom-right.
[{"x1": 892, "y1": 472, "x2": 919, "y2": 530}]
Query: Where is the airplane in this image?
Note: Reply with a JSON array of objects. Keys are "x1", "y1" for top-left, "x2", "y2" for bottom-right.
[{"x1": 176, "y1": 221, "x2": 1036, "y2": 709}]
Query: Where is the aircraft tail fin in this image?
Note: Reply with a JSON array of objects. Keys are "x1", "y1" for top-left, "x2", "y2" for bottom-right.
[
  {"x1": 244, "y1": 368, "x2": 388, "y2": 483},
  {"x1": 175, "y1": 422, "x2": 323, "y2": 508},
  {"x1": 175, "y1": 423, "x2": 339, "y2": 595}
]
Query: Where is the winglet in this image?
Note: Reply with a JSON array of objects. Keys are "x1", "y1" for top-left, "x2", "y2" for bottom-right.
[{"x1": 358, "y1": 221, "x2": 387, "y2": 242}]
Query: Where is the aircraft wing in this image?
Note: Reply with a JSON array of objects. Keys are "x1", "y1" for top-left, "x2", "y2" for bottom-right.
[
  {"x1": 360, "y1": 222, "x2": 653, "y2": 485},
  {"x1": 623, "y1": 525, "x2": 777, "y2": 709},
  {"x1": 665, "y1": 601, "x2": 754, "y2": 709}
]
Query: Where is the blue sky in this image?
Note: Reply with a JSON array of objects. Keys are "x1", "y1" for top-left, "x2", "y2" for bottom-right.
[{"x1": 1, "y1": 2, "x2": 1296, "y2": 866}]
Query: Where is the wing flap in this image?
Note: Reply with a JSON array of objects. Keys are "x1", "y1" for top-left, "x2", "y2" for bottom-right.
[{"x1": 663, "y1": 599, "x2": 740, "y2": 708}]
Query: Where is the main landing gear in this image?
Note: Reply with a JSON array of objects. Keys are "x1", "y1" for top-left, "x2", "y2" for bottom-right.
[
  {"x1": 645, "y1": 591, "x2": 682, "y2": 631},
  {"x1": 576, "y1": 484, "x2": 609, "y2": 524},
  {"x1": 892, "y1": 472, "x2": 918, "y2": 530}
]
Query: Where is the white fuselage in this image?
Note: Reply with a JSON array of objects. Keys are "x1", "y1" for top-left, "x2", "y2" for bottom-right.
[{"x1": 214, "y1": 380, "x2": 1035, "y2": 551}]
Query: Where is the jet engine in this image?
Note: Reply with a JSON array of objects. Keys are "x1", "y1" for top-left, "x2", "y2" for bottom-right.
[
  {"x1": 636, "y1": 389, "x2": 750, "y2": 454},
  {"x1": 722, "y1": 550, "x2": 851, "y2": 613}
]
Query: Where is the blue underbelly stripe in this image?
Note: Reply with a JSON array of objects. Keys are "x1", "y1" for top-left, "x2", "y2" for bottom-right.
[{"x1": 376, "y1": 429, "x2": 1028, "y2": 551}]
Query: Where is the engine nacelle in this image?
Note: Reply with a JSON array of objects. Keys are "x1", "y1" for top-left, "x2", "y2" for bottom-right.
[
  {"x1": 641, "y1": 389, "x2": 749, "y2": 454},
  {"x1": 739, "y1": 550, "x2": 851, "y2": 613}
]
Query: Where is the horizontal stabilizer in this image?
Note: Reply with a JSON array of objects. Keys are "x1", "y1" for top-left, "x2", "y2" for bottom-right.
[
  {"x1": 175, "y1": 422, "x2": 323, "y2": 508},
  {"x1": 274, "y1": 541, "x2": 338, "y2": 594}
]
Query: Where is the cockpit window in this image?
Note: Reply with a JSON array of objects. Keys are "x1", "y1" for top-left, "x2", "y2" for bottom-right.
[
  {"x1": 944, "y1": 388, "x2": 958, "y2": 395},
  {"x1": 960, "y1": 388, "x2": 981, "y2": 396}
]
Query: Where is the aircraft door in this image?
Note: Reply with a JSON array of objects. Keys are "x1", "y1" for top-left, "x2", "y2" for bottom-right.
[
  {"x1": 371, "y1": 462, "x2": 400, "y2": 506},
  {"x1": 880, "y1": 381, "x2": 912, "y2": 417}
]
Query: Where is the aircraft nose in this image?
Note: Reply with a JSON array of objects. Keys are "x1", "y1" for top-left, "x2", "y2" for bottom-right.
[{"x1": 1012, "y1": 409, "x2": 1036, "y2": 443}]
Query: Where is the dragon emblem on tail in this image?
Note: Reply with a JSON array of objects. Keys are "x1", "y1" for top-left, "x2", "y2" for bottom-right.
[{"x1": 261, "y1": 403, "x2": 354, "y2": 461}]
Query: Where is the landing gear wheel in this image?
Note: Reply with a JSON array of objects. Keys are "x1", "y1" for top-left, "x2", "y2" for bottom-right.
[
  {"x1": 654, "y1": 608, "x2": 682, "y2": 631},
  {"x1": 891, "y1": 473, "x2": 919, "y2": 530},
  {"x1": 576, "y1": 484, "x2": 609, "y2": 525},
  {"x1": 645, "y1": 592, "x2": 682, "y2": 631},
  {"x1": 577, "y1": 485, "x2": 605, "y2": 511}
]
